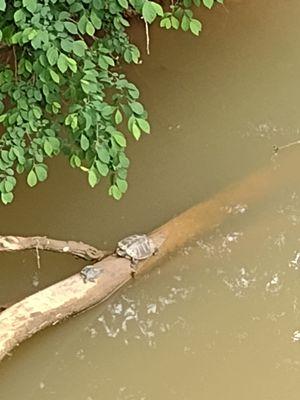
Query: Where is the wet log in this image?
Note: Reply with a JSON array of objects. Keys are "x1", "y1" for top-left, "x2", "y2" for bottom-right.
[
  {"x1": 0, "y1": 235, "x2": 107, "y2": 261},
  {"x1": 0, "y1": 147, "x2": 299, "y2": 362}
]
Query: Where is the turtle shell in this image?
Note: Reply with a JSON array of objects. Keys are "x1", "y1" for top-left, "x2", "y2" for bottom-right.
[
  {"x1": 117, "y1": 234, "x2": 155, "y2": 260},
  {"x1": 80, "y1": 265, "x2": 103, "y2": 282}
]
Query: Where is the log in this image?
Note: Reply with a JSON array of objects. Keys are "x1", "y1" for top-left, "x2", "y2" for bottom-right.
[
  {"x1": 0, "y1": 147, "x2": 299, "y2": 362},
  {"x1": 0, "y1": 235, "x2": 107, "y2": 261}
]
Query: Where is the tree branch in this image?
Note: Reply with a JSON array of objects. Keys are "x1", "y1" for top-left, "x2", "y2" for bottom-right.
[{"x1": 0, "y1": 235, "x2": 108, "y2": 261}]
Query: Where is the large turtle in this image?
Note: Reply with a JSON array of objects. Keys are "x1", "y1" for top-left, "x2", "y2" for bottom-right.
[{"x1": 116, "y1": 234, "x2": 158, "y2": 269}]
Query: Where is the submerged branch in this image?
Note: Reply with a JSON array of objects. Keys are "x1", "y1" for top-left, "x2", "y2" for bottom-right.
[{"x1": 0, "y1": 235, "x2": 108, "y2": 261}]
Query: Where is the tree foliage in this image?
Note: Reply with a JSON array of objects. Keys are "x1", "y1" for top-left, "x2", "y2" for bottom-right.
[{"x1": 0, "y1": 0, "x2": 223, "y2": 204}]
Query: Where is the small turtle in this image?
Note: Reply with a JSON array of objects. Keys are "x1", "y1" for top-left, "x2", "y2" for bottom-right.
[
  {"x1": 116, "y1": 234, "x2": 158, "y2": 270},
  {"x1": 80, "y1": 265, "x2": 103, "y2": 283}
]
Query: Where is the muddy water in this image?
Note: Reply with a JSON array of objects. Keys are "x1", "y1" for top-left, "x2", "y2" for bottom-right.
[{"x1": 2, "y1": 0, "x2": 300, "y2": 398}]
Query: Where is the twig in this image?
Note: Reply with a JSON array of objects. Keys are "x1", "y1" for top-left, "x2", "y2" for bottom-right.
[
  {"x1": 273, "y1": 140, "x2": 300, "y2": 155},
  {"x1": 12, "y1": 46, "x2": 17, "y2": 81},
  {"x1": 144, "y1": 20, "x2": 150, "y2": 55},
  {"x1": 35, "y1": 241, "x2": 41, "y2": 269}
]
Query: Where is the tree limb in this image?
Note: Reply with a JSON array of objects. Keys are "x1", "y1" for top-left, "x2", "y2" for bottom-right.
[{"x1": 0, "y1": 236, "x2": 108, "y2": 261}]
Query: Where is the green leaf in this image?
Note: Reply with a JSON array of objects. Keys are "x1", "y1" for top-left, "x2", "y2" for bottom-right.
[
  {"x1": 44, "y1": 140, "x2": 53, "y2": 156},
  {"x1": 113, "y1": 132, "x2": 127, "y2": 147},
  {"x1": 57, "y1": 53, "x2": 68, "y2": 73},
  {"x1": 66, "y1": 56, "x2": 77, "y2": 73},
  {"x1": 96, "y1": 161, "x2": 109, "y2": 176},
  {"x1": 78, "y1": 15, "x2": 88, "y2": 34},
  {"x1": 86, "y1": 21, "x2": 95, "y2": 36},
  {"x1": 97, "y1": 146, "x2": 110, "y2": 163},
  {"x1": 202, "y1": 0, "x2": 214, "y2": 8},
  {"x1": 32, "y1": 106, "x2": 42, "y2": 119},
  {"x1": 119, "y1": 153, "x2": 130, "y2": 168},
  {"x1": 98, "y1": 56, "x2": 108, "y2": 70},
  {"x1": 142, "y1": 1, "x2": 157, "y2": 24},
  {"x1": 181, "y1": 15, "x2": 190, "y2": 32},
  {"x1": 93, "y1": 0, "x2": 103, "y2": 9},
  {"x1": 116, "y1": 178, "x2": 128, "y2": 193},
  {"x1": 23, "y1": 0, "x2": 37, "y2": 13},
  {"x1": 72, "y1": 40, "x2": 87, "y2": 57},
  {"x1": 52, "y1": 102, "x2": 61, "y2": 114},
  {"x1": 115, "y1": 109, "x2": 123, "y2": 124},
  {"x1": 16, "y1": 165, "x2": 25, "y2": 174},
  {"x1": 35, "y1": 164, "x2": 48, "y2": 182},
  {"x1": 88, "y1": 169, "x2": 98, "y2": 188},
  {"x1": 54, "y1": 21, "x2": 64, "y2": 32},
  {"x1": 137, "y1": 118, "x2": 150, "y2": 133},
  {"x1": 64, "y1": 21, "x2": 78, "y2": 34},
  {"x1": 129, "y1": 101, "x2": 144, "y2": 115},
  {"x1": 0, "y1": 0, "x2": 6, "y2": 11},
  {"x1": 80, "y1": 79, "x2": 91, "y2": 94},
  {"x1": 151, "y1": 2, "x2": 163, "y2": 16},
  {"x1": 118, "y1": 0, "x2": 128, "y2": 8},
  {"x1": 4, "y1": 180, "x2": 14, "y2": 193},
  {"x1": 101, "y1": 105, "x2": 114, "y2": 117},
  {"x1": 132, "y1": 123, "x2": 141, "y2": 140},
  {"x1": 70, "y1": 154, "x2": 81, "y2": 168},
  {"x1": 103, "y1": 55, "x2": 114, "y2": 66},
  {"x1": 49, "y1": 69, "x2": 60, "y2": 83},
  {"x1": 171, "y1": 16, "x2": 179, "y2": 30},
  {"x1": 48, "y1": 137, "x2": 60, "y2": 152},
  {"x1": 90, "y1": 11, "x2": 102, "y2": 29},
  {"x1": 1, "y1": 192, "x2": 13, "y2": 204},
  {"x1": 27, "y1": 170, "x2": 37, "y2": 187},
  {"x1": 14, "y1": 9, "x2": 25, "y2": 23},
  {"x1": 80, "y1": 134, "x2": 89, "y2": 151},
  {"x1": 160, "y1": 18, "x2": 170, "y2": 29},
  {"x1": 189, "y1": 19, "x2": 202, "y2": 35},
  {"x1": 110, "y1": 184, "x2": 122, "y2": 200},
  {"x1": 70, "y1": 2, "x2": 83, "y2": 12},
  {"x1": 46, "y1": 47, "x2": 58, "y2": 66},
  {"x1": 61, "y1": 38, "x2": 73, "y2": 53},
  {"x1": 0, "y1": 113, "x2": 7, "y2": 123}
]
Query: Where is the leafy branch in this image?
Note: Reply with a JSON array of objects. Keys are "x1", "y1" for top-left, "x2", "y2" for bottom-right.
[{"x1": 0, "y1": 0, "x2": 222, "y2": 204}]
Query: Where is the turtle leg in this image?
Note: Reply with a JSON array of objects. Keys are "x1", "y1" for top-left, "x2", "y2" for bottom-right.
[
  {"x1": 130, "y1": 258, "x2": 138, "y2": 278},
  {"x1": 83, "y1": 276, "x2": 95, "y2": 283},
  {"x1": 115, "y1": 249, "x2": 126, "y2": 258}
]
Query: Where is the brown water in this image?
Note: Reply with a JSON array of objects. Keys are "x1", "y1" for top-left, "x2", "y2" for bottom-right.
[{"x1": 1, "y1": 0, "x2": 300, "y2": 398}]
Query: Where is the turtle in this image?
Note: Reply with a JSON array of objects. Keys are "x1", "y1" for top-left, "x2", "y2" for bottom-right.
[
  {"x1": 116, "y1": 234, "x2": 158, "y2": 270},
  {"x1": 80, "y1": 265, "x2": 103, "y2": 283}
]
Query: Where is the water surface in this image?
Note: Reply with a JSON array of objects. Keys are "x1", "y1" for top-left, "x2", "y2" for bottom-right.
[{"x1": 1, "y1": 1, "x2": 300, "y2": 399}]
